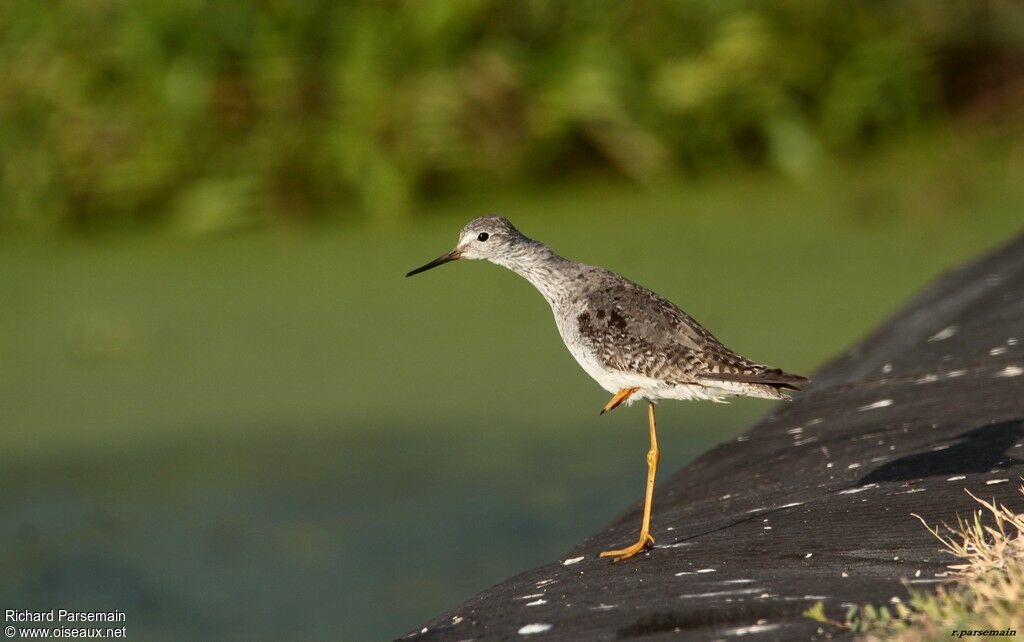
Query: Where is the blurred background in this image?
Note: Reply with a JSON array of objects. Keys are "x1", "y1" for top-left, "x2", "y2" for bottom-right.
[{"x1": 2, "y1": 1, "x2": 1024, "y2": 640}]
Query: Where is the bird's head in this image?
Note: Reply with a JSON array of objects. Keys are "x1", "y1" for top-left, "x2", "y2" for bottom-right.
[{"x1": 406, "y1": 216, "x2": 529, "y2": 276}]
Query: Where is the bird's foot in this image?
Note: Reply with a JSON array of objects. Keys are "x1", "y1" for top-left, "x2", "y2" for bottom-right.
[
  {"x1": 599, "y1": 532, "x2": 654, "y2": 563},
  {"x1": 600, "y1": 387, "x2": 640, "y2": 415}
]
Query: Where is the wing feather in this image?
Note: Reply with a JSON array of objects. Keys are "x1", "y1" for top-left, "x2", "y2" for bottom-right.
[{"x1": 575, "y1": 272, "x2": 807, "y2": 390}]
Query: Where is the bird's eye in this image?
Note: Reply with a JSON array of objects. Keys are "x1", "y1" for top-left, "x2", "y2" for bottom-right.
[{"x1": 477, "y1": 232, "x2": 489, "y2": 242}]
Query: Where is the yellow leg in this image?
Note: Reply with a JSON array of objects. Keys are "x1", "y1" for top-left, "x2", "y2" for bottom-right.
[
  {"x1": 600, "y1": 401, "x2": 660, "y2": 562},
  {"x1": 601, "y1": 387, "x2": 639, "y2": 415}
]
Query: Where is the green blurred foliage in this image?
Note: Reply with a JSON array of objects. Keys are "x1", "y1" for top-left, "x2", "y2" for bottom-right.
[{"x1": 1, "y1": 0, "x2": 1022, "y2": 235}]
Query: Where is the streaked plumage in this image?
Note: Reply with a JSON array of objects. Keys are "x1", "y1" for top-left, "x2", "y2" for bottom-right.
[{"x1": 447, "y1": 216, "x2": 807, "y2": 403}]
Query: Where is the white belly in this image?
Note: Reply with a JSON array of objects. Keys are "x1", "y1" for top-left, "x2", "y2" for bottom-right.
[
  {"x1": 556, "y1": 328, "x2": 727, "y2": 403},
  {"x1": 556, "y1": 317, "x2": 777, "y2": 404}
]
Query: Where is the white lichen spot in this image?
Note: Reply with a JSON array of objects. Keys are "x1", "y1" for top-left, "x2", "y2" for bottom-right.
[
  {"x1": 525, "y1": 599, "x2": 547, "y2": 607},
  {"x1": 839, "y1": 483, "x2": 876, "y2": 494},
  {"x1": 995, "y1": 366, "x2": 1023, "y2": 378},
  {"x1": 696, "y1": 568, "x2": 717, "y2": 573},
  {"x1": 535, "y1": 579, "x2": 557, "y2": 588},
  {"x1": 674, "y1": 571, "x2": 695, "y2": 576},
  {"x1": 894, "y1": 488, "x2": 926, "y2": 495},
  {"x1": 990, "y1": 346, "x2": 1008, "y2": 356},
  {"x1": 724, "y1": 623, "x2": 780, "y2": 636},
  {"x1": 882, "y1": 363, "x2": 893, "y2": 373},
  {"x1": 518, "y1": 594, "x2": 545, "y2": 600},
  {"x1": 794, "y1": 436, "x2": 818, "y2": 446},
  {"x1": 679, "y1": 588, "x2": 763, "y2": 599},
  {"x1": 914, "y1": 374, "x2": 938, "y2": 385},
  {"x1": 786, "y1": 427, "x2": 804, "y2": 435},
  {"x1": 451, "y1": 615, "x2": 464, "y2": 625},
  {"x1": 561, "y1": 556, "x2": 584, "y2": 566},
  {"x1": 858, "y1": 399, "x2": 894, "y2": 411},
  {"x1": 986, "y1": 479, "x2": 1010, "y2": 485},
  {"x1": 946, "y1": 475, "x2": 966, "y2": 481},
  {"x1": 807, "y1": 418, "x2": 824, "y2": 426},
  {"x1": 928, "y1": 326, "x2": 957, "y2": 342},
  {"x1": 589, "y1": 604, "x2": 617, "y2": 611},
  {"x1": 890, "y1": 596, "x2": 902, "y2": 604},
  {"x1": 777, "y1": 502, "x2": 805, "y2": 509},
  {"x1": 846, "y1": 463, "x2": 862, "y2": 470},
  {"x1": 804, "y1": 553, "x2": 813, "y2": 558},
  {"x1": 1008, "y1": 338, "x2": 1019, "y2": 346},
  {"x1": 915, "y1": 570, "x2": 921, "y2": 577},
  {"x1": 945, "y1": 369, "x2": 966, "y2": 378},
  {"x1": 841, "y1": 571, "x2": 849, "y2": 578},
  {"x1": 659, "y1": 540, "x2": 692, "y2": 552},
  {"x1": 721, "y1": 579, "x2": 755, "y2": 584},
  {"x1": 517, "y1": 623, "x2": 553, "y2": 635}
]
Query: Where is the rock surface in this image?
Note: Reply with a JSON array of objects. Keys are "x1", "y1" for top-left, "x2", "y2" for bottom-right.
[{"x1": 402, "y1": 231, "x2": 1024, "y2": 641}]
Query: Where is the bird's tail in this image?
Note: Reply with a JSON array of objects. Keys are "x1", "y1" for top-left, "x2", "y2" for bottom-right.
[{"x1": 708, "y1": 368, "x2": 810, "y2": 392}]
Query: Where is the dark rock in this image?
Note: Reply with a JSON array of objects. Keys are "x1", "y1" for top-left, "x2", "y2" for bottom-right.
[{"x1": 402, "y1": 231, "x2": 1024, "y2": 641}]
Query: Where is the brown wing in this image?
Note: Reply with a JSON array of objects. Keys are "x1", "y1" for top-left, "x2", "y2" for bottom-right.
[{"x1": 579, "y1": 273, "x2": 808, "y2": 390}]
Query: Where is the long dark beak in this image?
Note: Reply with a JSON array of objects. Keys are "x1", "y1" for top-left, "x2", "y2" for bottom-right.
[{"x1": 406, "y1": 249, "x2": 462, "y2": 277}]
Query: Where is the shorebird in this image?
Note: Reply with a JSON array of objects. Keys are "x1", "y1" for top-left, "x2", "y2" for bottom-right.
[{"x1": 407, "y1": 217, "x2": 807, "y2": 562}]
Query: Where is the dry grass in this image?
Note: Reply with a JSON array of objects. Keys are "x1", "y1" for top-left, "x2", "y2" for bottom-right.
[{"x1": 805, "y1": 485, "x2": 1024, "y2": 641}]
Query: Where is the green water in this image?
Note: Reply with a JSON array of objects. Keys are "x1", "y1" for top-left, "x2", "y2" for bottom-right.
[{"x1": 2, "y1": 138, "x2": 1022, "y2": 640}]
